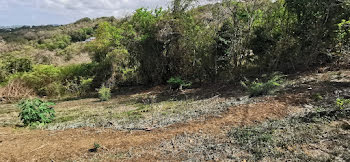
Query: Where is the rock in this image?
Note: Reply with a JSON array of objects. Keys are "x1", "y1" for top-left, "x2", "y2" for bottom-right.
[{"x1": 304, "y1": 104, "x2": 313, "y2": 109}]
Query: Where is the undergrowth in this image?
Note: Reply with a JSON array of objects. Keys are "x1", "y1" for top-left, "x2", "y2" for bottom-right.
[
  {"x1": 241, "y1": 72, "x2": 285, "y2": 97},
  {"x1": 229, "y1": 109, "x2": 350, "y2": 161},
  {"x1": 98, "y1": 85, "x2": 111, "y2": 101},
  {"x1": 18, "y1": 98, "x2": 55, "y2": 127}
]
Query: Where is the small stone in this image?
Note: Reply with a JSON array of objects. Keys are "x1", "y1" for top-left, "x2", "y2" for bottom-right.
[
  {"x1": 304, "y1": 104, "x2": 313, "y2": 109},
  {"x1": 144, "y1": 128, "x2": 152, "y2": 131}
]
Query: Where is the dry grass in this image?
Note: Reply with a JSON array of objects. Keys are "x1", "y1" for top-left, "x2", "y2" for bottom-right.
[
  {"x1": 0, "y1": 80, "x2": 36, "y2": 103},
  {"x1": 0, "y1": 97, "x2": 298, "y2": 161},
  {"x1": 0, "y1": 69, "x2": 349, "y2": 161}
]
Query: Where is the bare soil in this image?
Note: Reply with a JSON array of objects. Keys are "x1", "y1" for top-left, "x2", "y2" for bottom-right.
[
  {"x1": 1, "y1": 69, "x2": 349, "y2": 161},
  {"x1": 0, "y1": 97, "x2": 299, "y2": 161}
]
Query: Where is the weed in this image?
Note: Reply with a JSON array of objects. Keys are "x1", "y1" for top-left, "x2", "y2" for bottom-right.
[
  {"x1": 241, "y1": 72, "x2": 285, "y2": 97},
  {"x1": 312, "y1": 93, "x2": 323, "y2": 101},
  {"x1": 17, "y1": 98, "x2": 55, "y2": 126},
  {"x1": 229, "y1": 109, "x2": 350, "y2": 161},
  {"x1": 167, "y1": 77, "x2": 192, "y2": 90},
  {"x1": 54, "y1": 115, "x2": 77, "y2": 123},
  {"x1": 230, "y1": 126, "x2": 276, "y2": 160},
  {"x1": 98, "y1": 85, "x2": 111, "y2": 101},
  {"x1": 89, "y1": 142, "x2": 101, "y2": 152},
  {"x1": 336, "y1": 98, "x2": 350, "y2": 110}
]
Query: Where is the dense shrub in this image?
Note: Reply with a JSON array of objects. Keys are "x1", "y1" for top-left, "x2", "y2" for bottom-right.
[
  {"x1": 98, "y1": 85, "x2": 111, "y2": 101},
  {"x1": 38, "y1": 34, "x2": 71, "y2": 51},
  {"x1": 1, "y1": 0, "x2": 350, "y2": 94},
  {"x1": 74, "y1": 17, "x2": 92, "y2": 24},
  {"x1": 241, "y1": 73, "x2": 285, "y2": 97},
  {"x1": 167, "y1": 77, "x2": 192, "y2": 90},
  {"x1": 4, "y1": 57, "x2": 32, "y2": 74},
  {"x1": 65, "y1": 77, "x2": 93, "y2": 96},
  {"x1": 0, "y1": 61, "x2": 9, "y2": 83},
  {"x1": 60, "y1": 63, "x2": 96, "y2": 80},
  {"x1": 8, "y1": 64, "x2": 96, "y2": 97},
  {"x1": 57, "y1": 43, "x2": 85, "y2": 61},
  {"x1": 19, "y1": 65, "x2": 62, "y2": 96},
  {"x1": 69, "y1": 27, "x2": 94, "y2": 42},
  {"x1": 0, "y1": 57, "x2": 32, "y2": 83},
  {"x1": 18, "y1": 99, "x2": 55, "y2": 126},
  {"x1": 336, "y1": 19, "x2": 350, "y2": 59}
]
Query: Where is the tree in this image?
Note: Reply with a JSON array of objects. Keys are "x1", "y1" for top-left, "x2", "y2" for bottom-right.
[
  {"x1": 285, "y1": 0, "x2": 348, "y2": 67},
  {"x1": 86, "y1": 22, "x2": 130, "y2": 88}
]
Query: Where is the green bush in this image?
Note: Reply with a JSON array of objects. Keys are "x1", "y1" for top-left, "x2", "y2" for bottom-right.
[
  {"x1": 167, "y1": 77, "x2": 192, "y2": 90},
  {"x1": 0, "y1": 57, "x2": 32, "y2": 83},
  {"x1": 0, "y1": 63, "x2": 8, "y2": 83},
  {"x1": 38, "y1": 34, "x2": 71, "y2": 51},
  {"x1": 8, "y1": 64, "x2": 96, "y2": 97},
  {"x1": 19, "y1": 65, "x2": 62, "y2": 96},
  {"x1": 57, "y1": 43, "x2": 85, "y2": 61},
  {"x1": 60, "y1": 63, "x2": 96, "y2": 80},
  {"x1": 18, "y1": 99, "x2": 55, "y2": 126},
  {"x1": 241, "y1": 73, "x2": 285, "y2": 97},
  {"x1": 4, "y1": 57, "x2": 32, "y2": 74},
  {"x1": 65, "y1": 77, "x2": 93, "y2": 96},
  {"x1": 98, "y1": 85, "x2": 111, "y2": 101},
  {"x1": 336, "y1": 98, "x2": 350, "y2": 110},
  {"x1": 69, "y1": 27, "x2": 94, "y2": 42}
]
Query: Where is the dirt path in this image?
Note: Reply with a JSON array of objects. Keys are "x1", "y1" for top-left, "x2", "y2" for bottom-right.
[{"x1": 0, "y1": 97, "x2": 301, "y2": 161}]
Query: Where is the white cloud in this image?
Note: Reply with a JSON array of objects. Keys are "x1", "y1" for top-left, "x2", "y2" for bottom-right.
[
  {"x1": 1, "y1": 0, "x2": 219, "y2": 25},
  {"x1": 2, "y1": 0, "x2": 170, "y2": 19},
  {"x1": 38, "y1": 0, "x2": 171, "y2": 18}
]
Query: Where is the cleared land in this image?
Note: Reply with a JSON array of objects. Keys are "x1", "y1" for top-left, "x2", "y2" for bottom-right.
[{"x1": 0, "y1": 69, "x2": 349, "y2": 161}]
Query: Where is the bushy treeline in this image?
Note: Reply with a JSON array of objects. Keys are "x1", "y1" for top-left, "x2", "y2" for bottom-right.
[
  {"x1": 87, "y1": 0, "x2": 350, "y2": 87},
  {"x1": 1, "y1": 0, "x2": 350, "y2": 101}
]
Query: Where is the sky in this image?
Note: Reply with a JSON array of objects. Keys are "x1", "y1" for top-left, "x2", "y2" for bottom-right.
[{"x1": 0, "y1": 0, "x2": 173, "y2": 26}]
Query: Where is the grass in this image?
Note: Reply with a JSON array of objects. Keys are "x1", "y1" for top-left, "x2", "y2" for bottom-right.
[
  {"x1": 228, "y1": 109, "x2": 350, "y2": 161},
  {"x1": 112, "y1": 105, "x2": 151, "y2": 120},
  {"x1": 35, "y1": 93, "x2": 195, "y2": 129},
  {"x1": 54, "y1": 115, "x2": 79, "y2": 123},
  {"x1": 1, "y1": 69, "x2": 349, "y2": 161}
]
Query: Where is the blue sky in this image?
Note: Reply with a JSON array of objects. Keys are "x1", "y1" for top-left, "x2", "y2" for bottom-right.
[{"x1": 0, "y1": 0, "x2": 172, "y2": 26}]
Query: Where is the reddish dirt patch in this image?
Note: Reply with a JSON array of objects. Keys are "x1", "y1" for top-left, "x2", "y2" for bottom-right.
[{"x1": 0, "y1": 97, "x2": 300, "y2": 161}]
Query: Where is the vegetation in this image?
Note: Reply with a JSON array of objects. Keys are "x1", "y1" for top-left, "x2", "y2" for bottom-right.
[
  {"x1": 0, "y1": 0, "x2": 349, "y2": 102},
  {"x1": 89, "y1": 143, "x2": 101, "y2": 152},
  {"x1": 18, "y1": 99, "x2": 55, "y2": 126},
  {"x1": 1, "y1": 1, "x2": 350, "y2": 160},
  {"x1": 229, "y1": 110, "x2": 350, "y2": 161},
  {"x1": 241, "y1": 73, "x2": 284, "y2": 97},
  {"x1": 336, "y1": 98, "x2": 350, "y2": 110},
  {"x1": 167, "y1": 77, "x2": 192, "y2": 90},
  {"x1": 98, "y1": 85, "x2": 111, "y2": 101}
]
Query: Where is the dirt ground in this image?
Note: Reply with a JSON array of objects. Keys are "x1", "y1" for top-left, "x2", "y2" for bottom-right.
[
  {"x1": 0, "y1": 97, "x2": 299, "y2": 161},
  {"x1": 0, "y1": 69, "x2": 349, "y2": 161}
]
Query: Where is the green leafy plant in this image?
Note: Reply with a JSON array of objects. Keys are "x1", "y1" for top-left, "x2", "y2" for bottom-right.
[
  {"x1": 89, "y1": 142, "x2": 101, "y2": 152},
  {"x1": 98, "y1": 85, "x2": 111, "y2": 101},
  {"x1": 336, "y1": 98, "x2": 350, "y2": 110},
  {"x1": 18, "y1": 99, "x2": 55, "y2": 126},
  {"x1": 241, "y1": 73, "x2": 285, "y2": 97},
  {"x1": 312, "y1": 93, "x2": 324, "y2": 101},
  {"x1": 167, "y1": 77, "x2": 192, "y2": 90}
]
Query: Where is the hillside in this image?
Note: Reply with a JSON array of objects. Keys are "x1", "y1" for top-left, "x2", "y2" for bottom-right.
[
  {"x1": 0, "y1": 0, "x2": 350, "y2": 161},
  {"x1": 1, "y1": 68, "x2": 350, "y2": 161}
]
